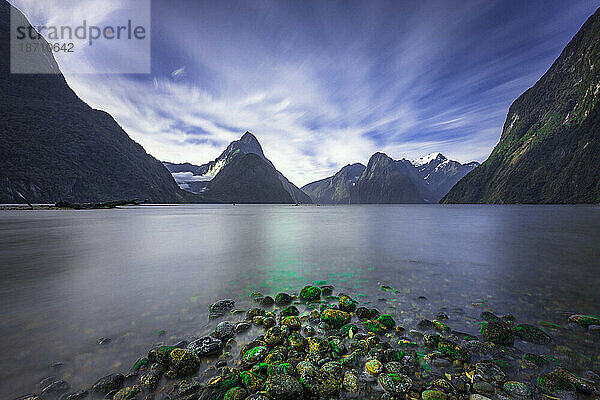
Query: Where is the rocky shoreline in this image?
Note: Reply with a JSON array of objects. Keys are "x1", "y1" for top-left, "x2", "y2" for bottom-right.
[{"x1": 16, "y1": 284, "x2": 600, "y2": 400}]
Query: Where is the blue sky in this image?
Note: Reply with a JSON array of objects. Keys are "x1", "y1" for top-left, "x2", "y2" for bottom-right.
[{"x1": 10, "y1": 0, "x2": 599, "y2": 186}]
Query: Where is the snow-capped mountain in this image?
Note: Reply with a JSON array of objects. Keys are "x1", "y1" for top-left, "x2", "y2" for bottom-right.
[
  {"x1": 409, "y1": 153, "x2": 479, "y2": 201},
  {"x1": 163, "y1": 132, "x2": 312, "y2": 203},
  {"x1": 301, "y1": 152, "x2": 479, "y2": 204}
]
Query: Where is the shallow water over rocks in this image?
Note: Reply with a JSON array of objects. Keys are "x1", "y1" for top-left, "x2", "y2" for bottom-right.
[{"x1": 0, "y1": 204, "x2": 598, "y2": 398}]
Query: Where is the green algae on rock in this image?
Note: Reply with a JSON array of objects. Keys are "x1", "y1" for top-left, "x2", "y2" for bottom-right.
[
  {"x1": 338, "y1": 295, "x2": 358, "y2": 312},
  {"x1": 321, "y1": 308, "x2": 351, "y2": 328},
  {"x1": 299, "y1": 285, "x2": 321, "y2": 302},
  {"x1": 568, "y1": 314, "x2": 600, "y2": 327},
  {"x1": 29, "y1": 282, "x2": 600, "y2": 400}
]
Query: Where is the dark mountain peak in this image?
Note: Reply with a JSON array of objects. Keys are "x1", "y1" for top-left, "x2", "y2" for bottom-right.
[
  {"x1": 206, "y1": 152, "x2": 293, "y2": 204},
  {"x1": 368, "y1": 152, "x2": 393, "y2": 164},
  {"x1": 224, "y1": 131, "x2": 265, "y2": 159},
  {"x1": 338, "y1": 163, "x2": 366, "y2": 175},
  {"x1": 241, "y1": 131, "x2": 258, "y2": 142}
]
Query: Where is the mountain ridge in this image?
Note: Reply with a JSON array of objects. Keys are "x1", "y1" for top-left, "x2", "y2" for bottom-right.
[
  {"x1": 302, "y1": 152, "x2": 478, "y2": 204},
  {"x1": 442, "y1": 7, "x2": 600, "y2": 204}
]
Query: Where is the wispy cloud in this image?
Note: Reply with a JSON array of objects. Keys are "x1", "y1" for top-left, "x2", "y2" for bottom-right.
[{"x1": 9, "y1": 0, "x2": 598, "y2": 186}]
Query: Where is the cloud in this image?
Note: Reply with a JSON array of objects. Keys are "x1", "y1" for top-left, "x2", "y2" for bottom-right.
[
  {"x1": 171, "y1": 67, "x2": 186, "y2": 80},
  {"x1": 9, "y1": 0, "x2": 598, "y2": 186}
]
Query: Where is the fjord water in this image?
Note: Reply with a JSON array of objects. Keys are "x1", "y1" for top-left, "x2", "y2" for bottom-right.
[{"x1": 1, "y1": 205, "x2": 599, "y2": 398}]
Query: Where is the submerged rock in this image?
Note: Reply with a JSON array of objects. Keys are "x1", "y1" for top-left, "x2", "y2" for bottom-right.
[
  {"x1": 274, "y1": 293, "x2": 293, "y2": 306},
  {"x1": 112, "y1": 385, "x2": 140, "y2": 400},
  {"x1": 209, "y1": 299, "x2": 235, "y2": 318},
  {"x1": 503, "y1": 381, "x2": 531, "y2": 397},
  {"x1": 299, "y1": 285, "x2": 321, "y2": 302},
  {"x1": 90, "y1": 373, "x2": 124, "y2": 394},
  {"x1": 568, "y1": 314, "x2": 600, "y2": 328},
  {"x1": 480, "y1": 320, "x2": 514, "y2": 345},
  {"x1": 513, "y1": 324, "x2": 552, "y2": 344},
  {"x1": 214, "y1": 321, "x2": 235, "y2": 340},
  {"x1": 187, "y1": 336, "x2": 223, "y2": 357}
]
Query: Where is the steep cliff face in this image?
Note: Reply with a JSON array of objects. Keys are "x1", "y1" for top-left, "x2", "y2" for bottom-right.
[
  {"x1": 0, "y1": 2, "x2": 188, "y2": 203},
  {"x1": 301, "y1": 163, "x2": 365, "y2": 204},
  {"x1": 356, "y1": 153, "x2": 425, "y2": 204},
  {"x1": 443, "y1": 8, "x2": 600, "y2": 204}
]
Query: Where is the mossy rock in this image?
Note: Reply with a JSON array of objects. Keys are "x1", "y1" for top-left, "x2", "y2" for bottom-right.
[
  {"x1": 338, "y1": 295, "x2": 358, "y2": 312},
  {"x1": 342, "y1": 370, "x2": 359, "y2": 393},
  {"x1": 265, "y1": 374, "x2": 304, "y2": 399},
  {"x1": 537, "y1": 368, "x2": 594, "y2": 394},
  {"x1": 90, "y1": 373, "x2": 125, "y2": 394},
  {"x1": 264, "y1": 326, "x2": 285, "y2": 347},
  {"x1": 378, "y1": 373, "x2": 413, "y2": 395},
  {"x1": 149, "y1": 345, "x2": 177, "y2": 365},
  {"x1": 223, "y1": 386, "x2": 248, "y2": 400},
  {"x1": 307, "y1": 337, "x2": 331, "y2": 354},
  {"x1": 364, "y1": 319, "x2": 387, "y2": 334},
  {"x1": 422, "y1": 389, "x2": 447, "y2": 400},
  {"x1": 365, "y1": 359, "x2": 384, "y2": 375},
  {"x1": 377, "y1": 314, "x2": 396, "y2": 329},
  {"x1": 299, "y1": 285, "x2": 321, "y2": 302},
  {"x1": 437, "y1": 339, "x2": 470, "y2": 362},
  {"x1": 513, "y1": 324, "x2": 552, "y2": 344},
  {"x1": 275, "y1": 292, "x2": 293, "y2": 306},
  {"x1": 289, "y1": 332, "x2": 308, "y2": 352},
  {"x1": 246, "y1": 308, "x2": 266, "y2": 320},
  {"x1": 503, "y1": 381, "x2": 531, "y2": 397},
  {"x1": 138, "y1": 367, "x2": 163, "y2": 391},
  {"x1": 280, "y1": 305, "x2": 299, "y2": 317},
  {"x1": 321, "y1": 309, "x2": 351, "y2": 328},
  {"x1": 480, "y1": 320, "x2": 514, "y2": 345},
  {"x1": 432, "y1": 319, "x2": 450, "y2": 332},
  {"x1": 328, "y1": 337, "x2": 347, "y2": 355},
  {"x1": 240, "y1": 370, "x2": 266, "y2": 393},
  {"x1": 169, "y1": 348, "x2": 200, "y2": 375},
  {"x1": 281, "y1": 316, "x2": 302, "y2": 331},
  {"x1": 568, "y1": 314, "x2": 600, "y2": 327},
  {"x1": 242, "y1": 346, "x2": 269, "y2": 367},
  {"x1": 112, "y1": 385, "x2": 141, "y2": 400},
  {"x1": 268, "y1": 362, "x2": 295, "y2": 376}
]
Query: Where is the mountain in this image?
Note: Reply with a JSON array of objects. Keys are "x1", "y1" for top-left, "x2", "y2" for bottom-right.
[
  {"x1": 205, "y1": 153, "x2": 293, "y2": 204},
  {"x1": 164, "y1": 132, "x2": 312, "y2": 203},
  {"x1": 412, "y1": 153, "x2": 480, "y2": 202},
  {"x1": 301, "y1": 163, "x2": 365, "y2": 204},
  {"x1": 301, "y1": 153, "x2": 477, "y2": 204},
  {"x1": 443, "y1": 8, "x2": 600, "y2": 204},
  {"x1": 356, "y1": 153, "x2": 425, "y2": 203},
  {"x1": 0, "y1": 2, "x2": 190, "y2": 204}
]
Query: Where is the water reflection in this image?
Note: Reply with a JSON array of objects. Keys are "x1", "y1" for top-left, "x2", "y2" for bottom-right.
[{"x1": 0, "y1": 204, "x2": 599, "y2": 398}]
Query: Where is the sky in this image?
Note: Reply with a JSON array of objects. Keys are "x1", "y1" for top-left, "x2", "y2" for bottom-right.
[{"x1": 9, "y1": 0, "x2": 599, "y2": 186}]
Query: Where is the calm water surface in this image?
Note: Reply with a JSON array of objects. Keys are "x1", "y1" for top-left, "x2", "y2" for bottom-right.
[{"x1": 0, "y1": 205, "x2": 599, "y2": 398}]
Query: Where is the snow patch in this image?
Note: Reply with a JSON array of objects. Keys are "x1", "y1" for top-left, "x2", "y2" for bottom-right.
[{"x1": 411, "y1": 152, "x2": 446, "y2": 167}]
